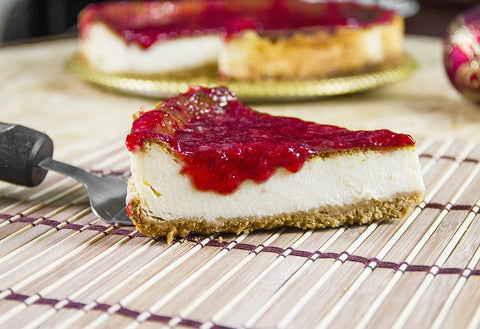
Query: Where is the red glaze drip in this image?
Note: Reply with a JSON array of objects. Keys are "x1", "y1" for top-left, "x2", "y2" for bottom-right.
[
  {"x1": 126, "y1": 87, "x2": 415, "y2": 194},
  {"x1": 79, "y1": 0, "x2": 395, "y2": 48}
]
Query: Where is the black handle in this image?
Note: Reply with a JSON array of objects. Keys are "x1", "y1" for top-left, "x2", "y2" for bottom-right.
[{"x1": 0, "y1": 123, "x2": 54, "y2": 187}]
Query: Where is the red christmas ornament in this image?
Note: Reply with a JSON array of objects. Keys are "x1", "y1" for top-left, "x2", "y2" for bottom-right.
[{"x1": 444, "y1": 5, "x2": 480, "y2": 103}]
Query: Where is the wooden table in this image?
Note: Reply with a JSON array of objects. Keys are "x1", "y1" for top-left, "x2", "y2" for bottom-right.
[{"x1": 0, "y1": 36, "x2": 480, "y2": 328}]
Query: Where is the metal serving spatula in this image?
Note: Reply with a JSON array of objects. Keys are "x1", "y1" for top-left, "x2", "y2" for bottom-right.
[{"x1": 0, "y1": 123, "x2": 132, "y2": 225}]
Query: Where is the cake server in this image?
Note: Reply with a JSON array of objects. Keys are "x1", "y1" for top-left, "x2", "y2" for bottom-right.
[{"x1": 0, "y1": 122, "x2": 132, "y2": 225}]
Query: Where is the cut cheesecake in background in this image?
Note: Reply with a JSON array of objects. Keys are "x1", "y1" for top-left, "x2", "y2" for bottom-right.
[
  {"x1": 78, "y1": 0, "x2": 404, "y2": 80},
  {"x1": 125, "y1": 86, "x2": 424, "y2": 242}
]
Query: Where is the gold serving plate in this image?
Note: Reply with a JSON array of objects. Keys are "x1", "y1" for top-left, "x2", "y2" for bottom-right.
[{"x1": 66, "y1": 53, "x2": 416, "y2": 100}]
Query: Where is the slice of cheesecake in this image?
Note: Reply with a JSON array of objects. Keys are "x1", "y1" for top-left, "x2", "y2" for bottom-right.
[{"x1": 126, "y1": 87, "x2": 424, "y2": 242}]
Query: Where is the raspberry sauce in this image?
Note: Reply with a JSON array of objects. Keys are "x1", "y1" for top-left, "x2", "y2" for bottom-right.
[
  {"x1": 80, "y1": 0, "x2": 394, "y2": 48},
  {"x1": 126, "y1": 87, "x2": 414, "y2": 194}
]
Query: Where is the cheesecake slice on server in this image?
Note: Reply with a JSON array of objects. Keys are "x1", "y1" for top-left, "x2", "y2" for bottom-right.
[{"x1": 125, "y1": 87, "x2": 424, "y2": 242}]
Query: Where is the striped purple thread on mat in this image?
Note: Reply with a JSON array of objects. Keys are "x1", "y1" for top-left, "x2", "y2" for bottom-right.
[
  {"x1": 419, "y1": 153, "x2": 479, "y2": 162},
  {"x1": 1, "y1": 201, "x2": 479, "y2": 277},
  {"x1": 0, "y1": 213, "x2": 145, "y2": 237},
  {"x1": 0, "y1": 289, "x2": 232, "y2": 328}
]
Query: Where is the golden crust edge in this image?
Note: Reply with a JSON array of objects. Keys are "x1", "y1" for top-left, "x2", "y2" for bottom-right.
[
  {"x1": 219, "y1": 15, "x2": 404, "y2": 80},
  {"x1": 128, "y1": 190, "x2": 423, "y2": 244}
]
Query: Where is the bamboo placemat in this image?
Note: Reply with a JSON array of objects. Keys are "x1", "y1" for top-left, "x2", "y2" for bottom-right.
[{"x1": 1, "y1": 138, "x2": 480, "y2": 329}]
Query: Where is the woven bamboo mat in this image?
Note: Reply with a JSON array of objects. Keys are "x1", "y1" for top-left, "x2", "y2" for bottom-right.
[{"x1": 1, "y1": 137, "x2": 480, "y2": 329}]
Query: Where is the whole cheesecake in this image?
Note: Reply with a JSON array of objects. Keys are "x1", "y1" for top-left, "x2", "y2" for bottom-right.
[
  {"x1": 78, "y1": 0, "x2": 404, "y2": 80},
  {"x1": 126, "y1": 86, "x2": 424, "y2": 242}
]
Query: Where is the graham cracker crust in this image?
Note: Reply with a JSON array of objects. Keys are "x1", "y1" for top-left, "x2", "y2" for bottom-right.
[{"x1": 128, "y1": 191, "x2": 422, "y2": 244}]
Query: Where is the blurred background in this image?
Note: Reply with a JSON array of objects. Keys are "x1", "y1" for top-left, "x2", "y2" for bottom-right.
[{"x1": 0, "y1": 0, "x2": 478, "y2": 46}]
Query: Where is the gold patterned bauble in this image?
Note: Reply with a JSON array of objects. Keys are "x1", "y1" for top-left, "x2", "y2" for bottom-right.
[{"x1": 66, "y1": 53, "x2": 416, "y2": 101}]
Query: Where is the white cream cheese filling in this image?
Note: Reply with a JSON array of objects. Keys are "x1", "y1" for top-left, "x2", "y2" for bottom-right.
[
  {"x1": 127, "y1": 144, "x2": 424, "y2": 222},
  {"x1": 80, "y1": 23, "x2": 222, "y2": 74}
]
